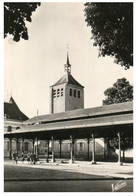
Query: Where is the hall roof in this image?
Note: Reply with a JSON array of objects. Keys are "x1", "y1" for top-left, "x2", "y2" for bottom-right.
[
  {"x1": 4, "y1": 101, "x2": 133, "y2": 139},
  {"x1": 4, "y1": 97, "x2": 28, "y2": 121},
  {"x1": 24, "y1": 101, "x2": 133, "y2": 126},
  {"x1": 51, "y1": 72, "x2": 84, "y2": 88}
]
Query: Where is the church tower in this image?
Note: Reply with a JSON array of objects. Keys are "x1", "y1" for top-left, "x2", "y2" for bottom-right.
[{"x1": 49, "y1": 53, "x2": 84, "y2": 113}]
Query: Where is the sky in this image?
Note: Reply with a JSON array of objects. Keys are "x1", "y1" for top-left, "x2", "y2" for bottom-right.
[{"x1": 4, "y1": 2, "x2": 133, "y2": 118}]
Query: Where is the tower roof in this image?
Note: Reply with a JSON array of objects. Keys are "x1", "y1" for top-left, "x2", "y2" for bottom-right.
[
  {"x1": 51, "y1": 52, "x2": 84, "y2": 88},
  {"x1": 51, "y1": 72, "x2": 84, "y2": 88}
]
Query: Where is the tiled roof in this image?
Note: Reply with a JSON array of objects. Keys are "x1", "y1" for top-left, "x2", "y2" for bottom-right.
[
  {"x1": 51, "y1": 72, "x2": 84, "y2": 88},
  {"x1": 24, "y1": 101, "x2": 133, "y2": 125},
  {"x1": 4, "y1": 101, "x2": 133, "y2": 138},
  {"x1": 4, "y1": 97, "x2": 28, "y2": 121},
  {"x1": 5, "y1": 112, "x2": 133, "y2": 136}
]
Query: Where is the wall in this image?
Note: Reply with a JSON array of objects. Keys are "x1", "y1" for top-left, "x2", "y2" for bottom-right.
[
  {"x1": 65, "y1": 84, "x2": 84, "y2": 111},
  {"x1": 51, "y1": 84, "x2": 66, "y2": 113}
]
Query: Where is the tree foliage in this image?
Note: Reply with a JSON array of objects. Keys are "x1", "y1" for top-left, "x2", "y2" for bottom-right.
[
  {"x1": 84, "y1": 3, "x2": 133, "y2": 69},
  {"x1": 109, "y1": 137, "x2": 133, "y2": 151},
  {"x1": 4, "y1": 2, "x2": 41, "y2": 42},
  {"x1": 103, "y1": 78, "x2": 133, "y2": 152},
  {"x1": 103, "y1": 78, "x2": 133, "y2": 105}
]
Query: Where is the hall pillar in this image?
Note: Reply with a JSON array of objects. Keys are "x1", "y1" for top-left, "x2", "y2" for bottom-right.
[
  {"x1": 9, "y1": 138, "x2": 12, "y2": 159},
  {"x1": 91, "y1": 133, "x2": 96, "y2": 164},
  {"x1": 32, "y1": 138, "x2": 35, "y2": 153},
  {"x1": 51, "y1": 136, "x2": 55, "y2": 162},
  {"x1": 104, "y1": 138, "x2": 109, "y2": 161},
  {"x1": 87, "y1": 138, "x2": 90, "y2": 160},
  {"x1": 46, "y1": 140, "x2": 49, "y2": 162},
  {"x1": 22, "y1": 138, "x2": 24, "y2": 153},
  {"x1": 69, "y1": 135, "x2": 75, "y2": 163},
  {"x1": 35, "y1": 137, "x2": 39, "y2": 158},
  {"x1": 16, "y1": 138, "x2": 19, "y2": 156},
  {"x1": 59, "y1": 139, "x2": 62, "y2": 158},
  {"x1": 117, "y1": 132, "x2": 123, "y2": 165}
]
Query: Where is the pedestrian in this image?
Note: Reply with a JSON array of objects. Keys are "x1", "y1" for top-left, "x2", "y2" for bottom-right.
[
  {"x1": 15, "y1": 154, "x2": 18, "y2": 164},
  {"x1": 12, "y1": 152, "x2": 18, "y2": 164},
  {"x1": 12, "y1": 152, "x2": 15, "y2": 164},
  {"x1": 33, "y1": 153, "x2": 37, "y2": 164},
  {"x1": 21, "y1": 152, "x2": 25, "y2": 163},
  {"x1": 27, "y1": 152, "x2": 31, "y2": 164},
  {"x1": 30, "y1": 152, "x2": 33, "y2": 164}
]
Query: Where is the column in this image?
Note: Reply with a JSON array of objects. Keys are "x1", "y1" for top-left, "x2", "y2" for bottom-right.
[
  {"x1": 9, "y1": 138, "x2": 12, "y2": 159},
  {"x1": 16, "y1": 138, "x2": 19, "y2": 156},
  {"x1": 46, "y1": 140, "x2": 49, "y2": 162},
  {"x1": 91, "y1": 133, "x2": 96, "y2": 164},
  {"x1": 104, "y1": 138, "x2": 109, "y2": 161},
  {"x1": 51, "y1": 136, "x2": 55, "y2": 162},
  {"x1": 32, "y1": 138, "x2": 35, "y2": 153},
  {"x1": 69, "y1": 135, "x2": 75, "y2": 163},
  {"x1": 117, "y1": 131, "x2": 123, "y2": 165},
  {"x1": 22, "y1": 138, "x2": 24, "y2": 153},
  {"x1": 35, "y1": 137, "x2": 38, "y2": 158},
  {"x1": 87, "y1": 138, "x2": 90, "y2": 160},
  {"x1": 59, "y1": 139, "x2": 62, "y2": 158},
  {"x1": 47, "y1": 140, "x2": 49, "y2": 158}
]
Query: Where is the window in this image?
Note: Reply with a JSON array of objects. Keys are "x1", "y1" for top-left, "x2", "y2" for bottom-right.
[
  {"x1": 53, "y1": 90, "x2": 56, "y2": 98},
  {"x1": 25, "y1": 142, "x2": 28, "y2": 151},
  {"x1": 69, "y1": 88, "x2": 72, "y2": 96},
  {"x1": 17, "y1": 142, "x2": 21, "y2": 151},
  {"x1": 79, "y1": 142, "x2": 84, "y2": 151},
  {"x1": 61, "y1": 88, "x2": 63, "y2": 96},
  {"x1": 68, "y1": 143, "x2": 71, "y2": 151},
  {"x1": 57, "y1": 89, "x2": 60, "y2": 97},
  {"x1": 74, "y1": 89, "x2": 76, "y2": 97},
  {"x1": 7, "y1": 141, "x2": 10, "y2": 150},
  {"x1": 78, "y1": 90, "x2": 80, "y2": 98},
  {"x1": 7, "y1": 126, "x2": 12, "y2": 132}
]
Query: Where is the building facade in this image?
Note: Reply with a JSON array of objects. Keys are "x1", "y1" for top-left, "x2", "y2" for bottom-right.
[{"x1": 4, "y1": 97, "x2": 31, "y2": 157}]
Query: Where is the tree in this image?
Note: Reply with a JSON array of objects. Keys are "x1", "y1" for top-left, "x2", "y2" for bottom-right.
[
  {"x1": 4, "y1": 2, "x2": 41, "y2": 42},
  {"x1": 108, "y1": 137, "x2": 133, "y2": 161},
  {"x1": 103, "y1": 78, "x2": 133, "y2": 105},
  {"x1": 103, "y1": 78, "x2": 133, "y2": 159},
  {"x1": 84, "y1": 3, "x2": 133, "y2": 69}
]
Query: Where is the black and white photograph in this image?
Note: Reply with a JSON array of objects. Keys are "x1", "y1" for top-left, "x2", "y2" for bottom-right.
[{"x1": 2, "y1": 0, "x2": 134, "y2": 193}]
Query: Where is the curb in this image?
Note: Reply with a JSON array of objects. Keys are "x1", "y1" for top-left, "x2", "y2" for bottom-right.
[{"x1": 4, "y1": 177, "x2": 133, "y2": 181}]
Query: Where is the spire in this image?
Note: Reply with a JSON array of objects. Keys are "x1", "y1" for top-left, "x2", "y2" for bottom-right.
[
  {"x1": 67, "y1": 51, "x2": 70, "y2": 65},
  {"x1": 64, "y1": 51, "x2": 71, "y2": 73}
]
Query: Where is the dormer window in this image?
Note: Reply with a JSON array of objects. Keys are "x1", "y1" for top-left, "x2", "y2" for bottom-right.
[
  {"x1": 74, "y1": 89, "x2": 76, "y2": 97},
  {"x1": 69, "y1": 88, "x2": 72, "y2": 96},
  {"x1": 7, "y1": 126, "x2": 12, "y2": 132}
]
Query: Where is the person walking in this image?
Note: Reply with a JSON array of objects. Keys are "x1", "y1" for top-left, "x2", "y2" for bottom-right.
[
  {"x1": 15, "y1": 153, "x2": 18, "y2": 164},
  {"x1": 27, "y1": 152, "x2": 31, "y2": 164},
  {"x1": 12, "y1": 152, "x2": 15, "y2": 164},
  {"x1": 21, "y1": 152, "x2": 25, "y2": 163},
  {"x1": 12, "y1": 152, "x2": 18, "y2": 164},
  {"x1": 30, "y1": 152, "x2": 33, "y2": 164}
]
